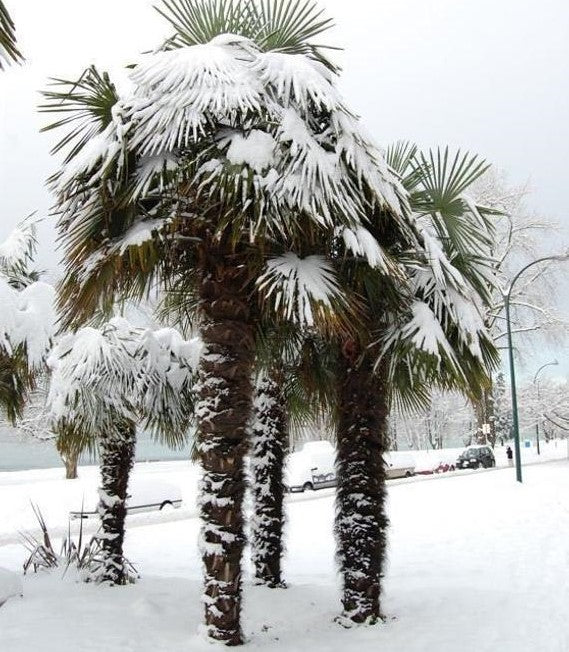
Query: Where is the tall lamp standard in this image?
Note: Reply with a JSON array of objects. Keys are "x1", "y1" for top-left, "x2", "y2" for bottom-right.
[
  {"x1": 503, "y1": 253, "x2": 569, "y2": 483},
  {"x1": 533, "y1": 360, "x2": 559, "y2": 455}
]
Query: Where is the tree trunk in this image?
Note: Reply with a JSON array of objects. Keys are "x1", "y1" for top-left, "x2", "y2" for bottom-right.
[
  {"x1": 196, "y1": 267, "x2": 255, "y2": 646},
  {"x1": 473, "y1": 380, "x2": 496, "y2": 446},
  {"x1": 250, "y1": 374, "x2": 288, "y2": 588},
  {"x1": 62, "y1": 450, "x2": 78, "y2": 480},
  {"x1": 335, "y1": 348, "x2": 389, "y2": 625},
  {"x1": 94, "y1": 421, "x2": 136, "y2": 585}
]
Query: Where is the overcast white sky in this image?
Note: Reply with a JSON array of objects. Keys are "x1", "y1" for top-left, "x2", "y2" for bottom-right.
[{"x1": 1, "y1": 0, "x2": 568, "y2": 373}]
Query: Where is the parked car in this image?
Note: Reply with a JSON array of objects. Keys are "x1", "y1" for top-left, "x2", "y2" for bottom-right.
[
  {"x1": 456, "y1": 445, "x2": 495, "y2": 470},
  {"x1": 285, "y1": 441, "x2": 336, "y2": 492},
  {"x1": 416, "y1": 461, "x2": 456, "y2": 476},
  {"x1": 384, "y1": 453, "x2": 416, "y2": 479},
  {"x1": 70, "y1": 477, "x2": 183, "y2": 519}
]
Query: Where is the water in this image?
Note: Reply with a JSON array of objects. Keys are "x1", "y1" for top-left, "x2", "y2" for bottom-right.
[{"x1": 0, "y1": 427, "x2": 192, "y2": 472}]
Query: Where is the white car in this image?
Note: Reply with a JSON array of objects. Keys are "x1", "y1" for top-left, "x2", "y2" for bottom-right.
[
  {"x1": 70, "y1": 477, "x2": 183, "y2": 519},
  {"x1": 285, "y1": 441, "x2": 336, "y2": 492},
  {"x1": 384, "y1": 453, "x2": 416, "y2": 479}
]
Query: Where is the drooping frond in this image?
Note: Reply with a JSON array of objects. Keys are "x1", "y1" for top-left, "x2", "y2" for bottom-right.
[
  {"x1": 138, "y1": 326, "x2": 202, "y2": 443},
  {"x1": 44, "y1": 35, "x2": 408, "y2": 332},
  {"x1": 0, "y1": 275, "x2": 55, "y2": 370},
  {"x1": 0, "y1": 347, "x2": 32, "y2": 422},
  {"x1": 0, "y1": 221, "x2": 36, "y2": 275},
  {"x1": 47, "y1": 318, "x2": 201, "y2": 446},
  {"x1": 257, "y1": 252, "x2": 353, "y2": 331},
  {"x1": 0, "y1": 1, "x2": 23, "y2": 69},
  {"x1": 0, "y1": 224, "x2": 55, "y2": 421}
]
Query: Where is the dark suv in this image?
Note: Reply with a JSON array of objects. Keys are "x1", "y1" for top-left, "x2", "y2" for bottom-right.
[{"x1": 456, "y1": 445, "x2": 495, "y2": 470}]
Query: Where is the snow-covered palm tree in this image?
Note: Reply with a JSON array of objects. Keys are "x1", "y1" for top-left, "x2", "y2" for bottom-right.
[
  {"x1": 0, "y1": 1, "x2": 22, "y2": 70},
  {"x1": 42, "y1": 0, "x2": 409, "y2": 642},
  {"x1": 47, "y1": 319, "x2": 201, "y2": 584},
  {"x1": 249, "y1": 328, "x2": 333, "y2": 588},
  {"x1": 331, "y1": 144, "x2": 499, "y2": 626},
  {"x1": 0, "y1": 222, "x2": 55, "y2": 420}
]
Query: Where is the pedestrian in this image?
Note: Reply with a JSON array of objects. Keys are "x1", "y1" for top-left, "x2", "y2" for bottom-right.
[{"x1": 506, "y1": 446, "x2": 513, "y2": 466}]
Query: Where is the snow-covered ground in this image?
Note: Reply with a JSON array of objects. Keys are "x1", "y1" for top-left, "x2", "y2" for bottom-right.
[{"x1": 1, "y1": 447, "x2": 568, "y2": 651}]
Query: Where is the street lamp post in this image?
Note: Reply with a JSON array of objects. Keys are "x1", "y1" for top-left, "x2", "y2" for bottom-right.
[
  {"x1": 503, "y1": 253, "x2": 569, "y2": 483},
  {"x1": 533, "y1": 360, "x2": 559, "y2": 456}
]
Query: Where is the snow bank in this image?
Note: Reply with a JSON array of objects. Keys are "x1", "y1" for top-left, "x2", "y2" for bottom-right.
[{"x1": 0, "y1": 567, "x2": 22, "y2": 607}]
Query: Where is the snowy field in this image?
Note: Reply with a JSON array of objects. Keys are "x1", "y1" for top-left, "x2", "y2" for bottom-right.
[{"x1": 1, "y1": 446, "x2": 568, "y2": 651}]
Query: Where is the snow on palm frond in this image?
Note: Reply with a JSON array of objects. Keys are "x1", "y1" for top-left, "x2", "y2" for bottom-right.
[
  {"x1": 341, "y1": 226, "x2": 394, "y2": 273},
  {"x1": 222, "y1": 129, "x2": 277, "y2": 172},
  {"x1": 12, "y1": 282, "x2": 56, "y2": 368},
  {"x1": 54, "y1": 102, "x2": 130, "y2": 191},
  {"x1": 257, "y1": 252, "x2": 349, "y2": 328},
  {"x1": 44, "y1": 9, "x2": 410, "y2": 332},
  {"x1": 0, "y1": 222, "x2": 36, "y2": 274},
  {"x1": 0, "y1": 276, "x2": 55, "y2": 369},
  {"x1": 113, "y1": 218, "x2": 173, "y2": 256},
  {"x1": 0, "y1": 278, "x2": 18, "y2": 352},
  {"x1": 138, "y1": 327, "x2": 202, "y2": 440},
  {"x1": 395, "y1": 300, "x2": 461, "y2": 374},
  {"x1": 253, "y1": 51, "x2": 340, "y2": 112},
  {"x1": 47, "y1": 322, "x2": 139, "y2": 435},
  {"x1": 47, "y1": 318, "x2": 201, "y2": 440},
  {"x1": 446, "y1": 287, "x2": 486, "y2": 360},
  {"x1": 129, "y1": 39, "x2": 263, "y2": 157},
  {"x1": 127, "y1": 34, "x2": 407, "y2": 227}
]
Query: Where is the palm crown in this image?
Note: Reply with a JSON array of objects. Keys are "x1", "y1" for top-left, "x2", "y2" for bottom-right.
[{"x1": 41, "y1": 2, "x2": 409, "y2": 332}]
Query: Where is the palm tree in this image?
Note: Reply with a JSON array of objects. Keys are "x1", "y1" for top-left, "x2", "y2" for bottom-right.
[
  {"x1": 47, "y1": 319, "x2": 200, "y2": 584},
  {"x1": 0, "y1": 222, "x2": 55, "y2": 421},
  {"x1": 249, "y1": 328, "x2": 334, "y2": 587},
  {"x1": 332, "y1": 144, "x2": 499, "y2": 626},
  {"x1": 42, "y1": 1, "x2": 409, "y2": 642},
  {"x1": 0, "y1": 1, "x2": 22, "y2": 70}
]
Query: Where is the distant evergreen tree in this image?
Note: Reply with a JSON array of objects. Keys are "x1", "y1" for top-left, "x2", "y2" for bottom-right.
[{"x1": 493, "y1": 372, "x2": 512, "y2": 443}]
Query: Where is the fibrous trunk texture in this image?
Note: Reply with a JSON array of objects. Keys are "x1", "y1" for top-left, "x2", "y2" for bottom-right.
[
  {"x1": 94, "y1": 421, "x2": 136, "y2": 585},
  {"x1": 250, "y1": 375, "x2": 288, "y2": 588},
  {"x1": 63, "y1": 450, "x2": 78, "y2": 480},
  {"x1": 196, "y1": 268, "x2": 255, "y2": 646},
  {"x1": 335, "y1": 350, "x2": 389, "y2": 625}
]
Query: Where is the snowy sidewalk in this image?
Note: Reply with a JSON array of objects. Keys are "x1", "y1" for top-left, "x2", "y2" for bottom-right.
[{"x1": 1, "y1": 460, "x2": 568, "y2": 651}]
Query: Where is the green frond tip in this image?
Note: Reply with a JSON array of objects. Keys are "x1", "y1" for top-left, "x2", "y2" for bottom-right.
[
  {"x1": 156, "y1": 0, "x2": 255, "y2": 47},
  {"x1": 39, "y1": 65, "x2": 119, "y2": 162},
  {"x1": 0, "y1": 1, "x2": 23, "y2": 69},
  {"x1": 156, "y1": 0, "x2": 339, "y2": 69}
]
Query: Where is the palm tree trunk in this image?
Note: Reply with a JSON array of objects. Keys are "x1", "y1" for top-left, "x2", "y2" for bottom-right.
[
  {"x1": 250, "y1": 374, "x2": 288, "y2": 588},
  {"x1": 95, "y1": 420, "x2": 136, "y2": 585},
  {"x1": 335, "y1": 347, "x2": 389, "y2": 625},
  {"x1": 196, "y1": 266, "x2": 255, "y2": 646},
  {"x1": 62, "y1": 450, "x2": 79, "y2": 479}
]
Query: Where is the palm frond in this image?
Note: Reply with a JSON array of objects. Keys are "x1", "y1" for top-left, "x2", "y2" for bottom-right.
[
  {"x1": 0, "y1": 346, "x2": 33, "y2": 422},
  {"x1": 156, "y1": 0, "x2": 338, "y2": 68},
  {"x1": 257, "y1": 252, "x2": 356, "y2": 334},
  {"x1": 157, "y1": 0, "x2": 256, "y2": 47},
  {"x1": 411, "y1": 147, "x2": 494, "y2": 254},
  {"x1": 40, "y1": 66, "x2": 120, "y2": 163},
  {"x1": 252, "y1": 0, "x2": 338, "y2": 67},
  {"x1": 0, "y1": 1, "x2": 23, "y2": 69}
]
